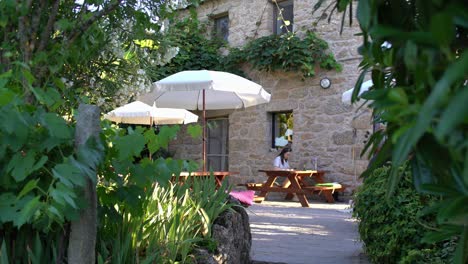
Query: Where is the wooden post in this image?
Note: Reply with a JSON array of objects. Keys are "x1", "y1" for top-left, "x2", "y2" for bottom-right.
[{"x1": 68, "y1": 104, "x2": 100, "y2": 264}]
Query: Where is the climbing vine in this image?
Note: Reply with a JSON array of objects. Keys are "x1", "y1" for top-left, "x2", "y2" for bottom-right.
[
  {"x1": 152, "y1": 13, "x2": 342, "y2": 80},
  {"x1": 235, "y1": 32, "x2": 342, "y2": 78}
]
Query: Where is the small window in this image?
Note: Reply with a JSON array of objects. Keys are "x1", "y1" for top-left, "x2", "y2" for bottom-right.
[
  {"x1": 274, "y1": 0, "x2": 294, "y2": 35},
  {"x1": 214, "y1": 14, "x2": 229, "y2": 41},
  {"x1": 272, "y1": 112, "x2": 293, "y2": 148}
]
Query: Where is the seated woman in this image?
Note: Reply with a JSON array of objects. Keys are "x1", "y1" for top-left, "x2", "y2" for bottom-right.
[
  {"x1": 273, "y1": 147, "x2": 293, "y2": 188},
  {"x1": 273, "y1": 147, "x2": 291, "y2": 170}
]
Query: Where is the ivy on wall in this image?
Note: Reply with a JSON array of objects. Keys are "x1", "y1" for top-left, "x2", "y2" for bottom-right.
[
  {"x1": 151, "y1": 13, "x2": 342, "y2": 80},
  {"x1": 234, "y1": 32, "x2": 342, "y2": 79}
]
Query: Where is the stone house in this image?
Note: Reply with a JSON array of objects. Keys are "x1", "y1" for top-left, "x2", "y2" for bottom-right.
[{"x1": 169, "y1": 0, "x2": 372, "y2": 193}]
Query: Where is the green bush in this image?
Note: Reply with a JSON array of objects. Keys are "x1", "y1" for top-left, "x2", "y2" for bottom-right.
[{"x1": 353, "y1": 165, "x2": 456, "y2": 263}]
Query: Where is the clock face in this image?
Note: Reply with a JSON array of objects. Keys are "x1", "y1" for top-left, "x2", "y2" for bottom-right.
[{"x1": 320, "y1": 78, "x2": 331, "y2": 89}]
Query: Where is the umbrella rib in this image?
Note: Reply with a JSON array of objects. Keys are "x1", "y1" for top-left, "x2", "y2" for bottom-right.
[
  {"x1": 196, "y1": 90, "x2": 202, "y2": 110},
  {"x1": 234, "y1": 92, "x2": 246, "y2": 109}
]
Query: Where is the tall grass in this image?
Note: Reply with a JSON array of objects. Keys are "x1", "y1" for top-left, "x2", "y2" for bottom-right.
[{"x1": 97, "y1": 175, "x2": 233, "y2": 264}]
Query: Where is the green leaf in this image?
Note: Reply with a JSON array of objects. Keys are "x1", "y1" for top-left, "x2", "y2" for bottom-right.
[
  {"x1": 75, "y1": 138, "x2": 104, "y2": 181},
  {"x1": 56, "y1": 19, "x2": 74, "y2": 31},
  {"x1": 453, "y1": 226, "x2": 468, "y2": 264},
  {"x1": 52, "y1": 163, "x2": 86, "y2": 187},
  {"x1": 0, "y1": 239, "x2": 9, "y2": 264},
  {"x1": 50, "y1": 183, "x2": 78, "y2": 209},
  {"x1": 0, "y1": 88, "x2": 16, "y2": 106},
  {"x1": 15, "y1": 196, "x2": 41, "y2": 228},
  {"x1": 0, "y1": 193, "x2": 18, "y2": 222},
  {"x1": 114, "y1": 131, "x2": 146, "y2": 161},
  {"x1": 389, "y1": 50, "x2": 468, "y2": 183},
  {"x1": 430, "y1": 12, "x2": 454, "y2": 45},
  {"x1": 422, "y1": 226, "x2": 460, "y2": 243},
  {"x1": 435, "y1": 85, "x2": 468, "y2": 139},
  {"x1": 437, "y1": 196, "x2": 468, "y2": 225},
  {"x1": 187, "y1": 123, "x2": 202, "y2": 138},
  {"x1": 22, "y1": 69, "x2": 35, "y2": 86},
  {"x1": 144, "y1": 129, "x2": 159, "y2": 154},
  {"x1": 411, "y1": 154, "x2": 435, "y2": 192},
  {"x1": 40, "y1": 112, "x2": 72, "y2": 139},
  {"x1": 357, "y1": 0, "x2": 371, "y2": 31},
  {"x1": 7, "y1": 150, "x2": 37, "y2": 182},
  {"x1": 157, "y1": 125, "x2": 180, "y2": 149},
  {"x1": 403, "y1": 41, "x2": 418, "y2": 70},
  {"x1": 18, "y1": 179, "x2": 39, "y2": 199}
]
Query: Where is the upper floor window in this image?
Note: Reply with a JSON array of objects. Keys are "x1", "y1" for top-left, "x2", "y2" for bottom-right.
[
  {"x1": 274, "y1": 0, "x2": 294, "y2": 35},
  {"x1": 214, "y1": 14, "x2": 229, "y2": 41},
  {"x1": 272, "y1": 111, "x2": 293, "y2": 148}
]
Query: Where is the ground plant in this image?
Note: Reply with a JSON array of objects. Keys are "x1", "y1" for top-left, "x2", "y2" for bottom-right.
[
  {"x1": 316, "y1": 0, "x2": 467, "y2": 261},
  {"x1": 354, "y1": 165, "x2": 456, "y2": 263}
]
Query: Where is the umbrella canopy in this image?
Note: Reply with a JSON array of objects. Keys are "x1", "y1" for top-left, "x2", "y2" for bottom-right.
[
  {"x1": 104, "y1": 101, "x2": 198, "y2": 125},
  {"x1": 341, "y1": 80, "x2": 373, "y2": 104},
  {"x1": 139, "y1": 70, "x2": 271, "y2": 171},
  {"x1": 139, "y1": 70, "x2": 271, "y2": 110}
]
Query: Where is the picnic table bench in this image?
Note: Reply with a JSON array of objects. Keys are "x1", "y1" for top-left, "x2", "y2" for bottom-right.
[
  {"x1": 172, "y1": 171, "x2": 238, "y2": 188},
  {"x1": 242, "y1": 169, "x2": 344, "y2": 207}
]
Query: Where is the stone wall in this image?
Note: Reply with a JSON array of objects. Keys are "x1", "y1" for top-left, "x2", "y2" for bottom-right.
[{"x1": 169, "y1": 0, "x2": 372, "y2": 193}]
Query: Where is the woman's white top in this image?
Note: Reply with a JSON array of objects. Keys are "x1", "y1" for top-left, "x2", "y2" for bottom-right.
[{"x1": 273, "y1": 156, "x2": 290, "y2": 169}]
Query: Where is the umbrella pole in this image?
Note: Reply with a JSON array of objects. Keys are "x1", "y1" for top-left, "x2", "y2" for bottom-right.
[
  {"x1": 149, "y1": 116, "x2": 152, "y2": 160},
  {"x1": 203, "y1": 89, "x2": 206, "y2": 173}
]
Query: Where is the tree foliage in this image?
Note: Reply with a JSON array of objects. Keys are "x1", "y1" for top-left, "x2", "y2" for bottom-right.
[
  {"x1": 316, "y1": 0, "x2": 467, "y2": 262},
  {"x1": 0, "y1": 0, "x2": 203, "y2": 262}
]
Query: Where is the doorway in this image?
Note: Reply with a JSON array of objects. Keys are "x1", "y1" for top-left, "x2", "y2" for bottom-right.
[{"x1": 207, "y1": 118, "x2": 229, "y2": 171}]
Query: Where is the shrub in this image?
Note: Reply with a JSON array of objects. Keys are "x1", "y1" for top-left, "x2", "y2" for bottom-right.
[{"x1": 353, "y1": 165, "x2": 456, "y2": 263}]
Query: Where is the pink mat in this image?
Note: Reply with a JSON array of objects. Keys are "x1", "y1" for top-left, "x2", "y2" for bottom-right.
[{"x1": 229, "y1": 190, "x2": 255, "y2": 206}]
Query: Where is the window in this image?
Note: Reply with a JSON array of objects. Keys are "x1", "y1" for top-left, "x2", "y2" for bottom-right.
[
  {"x1": 272, "y1": 112, "x2": 293, "y2": 148},
  {"x1": 214, "y1": 14, "x2": 229, "y2": 41},
  {"x1": 207, "y1": 118, "x2": 229, "y2": 171},
  {"x1": 274, "y1": 0, "x2": 294, "y2": 35}
]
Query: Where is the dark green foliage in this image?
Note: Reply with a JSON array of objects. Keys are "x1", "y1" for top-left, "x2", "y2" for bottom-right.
[
  {"x1": 152, "y1": 14, "x2": 342, "y2": 80},
  {"x1": 239, "y1": 32, "x2": 342, "y2": 79},
  {"x1": 319, "y1": 0, "x2": 468, "y2": 261},
  {"x1": 152, "y1": 15, "x2": 228, "y2": 80},
  {"x1": 354, "y1": 165, "x2": 456, "y2": 263}
]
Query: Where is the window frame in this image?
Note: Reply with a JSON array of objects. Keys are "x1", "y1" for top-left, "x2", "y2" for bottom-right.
[
  {"x1": 273, "y1": 0, "x2": 294, "y2": 35},
  {"x1": 212, "y1": 12, "x2": 229, "y2": 41},
  {"x1": 271, "y1": 111, "x2": 293, "y2": 148}
]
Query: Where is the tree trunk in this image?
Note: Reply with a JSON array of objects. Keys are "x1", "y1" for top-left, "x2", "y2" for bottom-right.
[{"x1": 68, "y1": 104, "x2": 100, "y2": 264}]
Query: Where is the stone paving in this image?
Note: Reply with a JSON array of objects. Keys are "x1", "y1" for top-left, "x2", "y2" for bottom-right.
[{"x1": 247, "y1": 200, "x2": 370, "y2": 264}]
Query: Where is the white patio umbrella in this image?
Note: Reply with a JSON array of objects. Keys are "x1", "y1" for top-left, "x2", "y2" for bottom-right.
[
  {"x1": 139, "y1": 70, "x2": 271, "y2": 171},
  {"x1": 341, "y1": 80, "x2": 373, "y2": 105},
  {"x1": 104, "y1": 101, "x2": 198, "y2": 125}
]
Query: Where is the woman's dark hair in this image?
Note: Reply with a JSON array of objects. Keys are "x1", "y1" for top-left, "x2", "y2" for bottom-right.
[{"x1": 277, "y1": 147, "x2": 292, "y2": 165}]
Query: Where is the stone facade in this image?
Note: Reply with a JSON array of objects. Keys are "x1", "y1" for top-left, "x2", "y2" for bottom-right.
[{"x1": 169, "y1": 0, "x2": 372, "y2": 193}]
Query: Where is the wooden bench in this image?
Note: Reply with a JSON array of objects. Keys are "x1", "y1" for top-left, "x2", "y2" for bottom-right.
[{"x1": 238, "y1": 171, "x2": 345, "y2": 207}]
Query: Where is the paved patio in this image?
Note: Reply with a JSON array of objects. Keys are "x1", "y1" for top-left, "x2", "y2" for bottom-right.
[{"x1": 247, "y1": 200, "x2": 369, "y2": 264}]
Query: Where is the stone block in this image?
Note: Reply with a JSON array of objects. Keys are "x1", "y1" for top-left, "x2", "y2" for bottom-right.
[
  {"x1": 351, "y1": 113, "x2": 372, "y2": 129},
  {"x1": 324, "y1": 101, "x2": 353, "y2": 115},
  {"x1": 289, "y1": 87, "x2": 308, "y2": 99},
  {"x1": 332, "y1": 130, "x2": 355, "y2": 145}
]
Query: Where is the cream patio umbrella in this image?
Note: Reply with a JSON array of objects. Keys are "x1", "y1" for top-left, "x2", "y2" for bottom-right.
[
  {"x1": 138, "y1": 70, "x2": 271, "y2": 171},
  {"x1": 104, "y1": 101, "x2": 198, "y2": 125},
  {"x1": 341, "y1": 80, "x2": 373, "y2": 105}
]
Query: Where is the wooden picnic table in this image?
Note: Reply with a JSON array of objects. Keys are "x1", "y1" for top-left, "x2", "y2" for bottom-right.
[
  {"x1": 245, "y1": 169, "x2": 341, "y2": 207},
  {"x1": 173, "y1": 171, "x2": 238, "y2": 187}
]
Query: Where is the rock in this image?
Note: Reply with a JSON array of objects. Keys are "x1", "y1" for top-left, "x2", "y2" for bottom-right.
[{"x1": 194, "y1": 204, "x2": 252, "y2": 264}]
